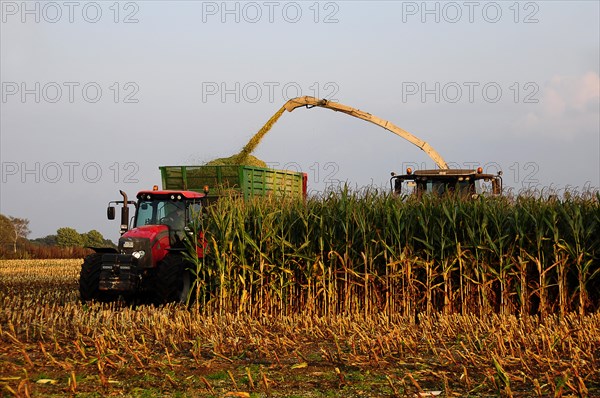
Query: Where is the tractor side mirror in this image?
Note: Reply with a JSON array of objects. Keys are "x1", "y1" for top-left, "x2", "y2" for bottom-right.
[{"x1": 107, "y1": 206, "x2": 116, "y2": 220}]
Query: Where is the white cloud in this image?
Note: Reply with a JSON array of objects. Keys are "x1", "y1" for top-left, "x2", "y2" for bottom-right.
[{"x1": 514, "y1": 72, "x2": 599, "y2": 140}]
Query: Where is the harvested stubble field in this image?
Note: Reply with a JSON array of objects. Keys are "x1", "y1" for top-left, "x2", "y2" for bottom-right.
[{"x1": 1, "y1": 259, "x2": 598, "y2": 397}]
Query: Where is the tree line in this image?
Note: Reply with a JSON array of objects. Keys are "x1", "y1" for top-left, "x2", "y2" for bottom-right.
[{"x1": 0, "y1": 214, "x2": 115, "y2": 259}]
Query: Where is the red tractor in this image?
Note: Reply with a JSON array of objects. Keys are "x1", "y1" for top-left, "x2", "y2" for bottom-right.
[{"x1": 79, "y1": 187, "x2": 207, "y2": 304}]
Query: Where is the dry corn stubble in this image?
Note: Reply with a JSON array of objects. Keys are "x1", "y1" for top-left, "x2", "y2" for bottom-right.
[{"x1": 1, "y1": 259, "x2": 599, "y2": 397}]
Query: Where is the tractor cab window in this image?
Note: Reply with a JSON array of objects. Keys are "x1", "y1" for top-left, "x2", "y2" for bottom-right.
[
  {"x1": 188, "y1": 201, "x2": 202, "y2": 222},
  {"x1": 452, "y1": 180, "x2": 475, "y2": 195},
  {"x1": 426, "y1": 181, "x2": 446, "y2": 195},
  {"x1": 135, "y1": 200, "x2": 186, "y2": 230},
  {"x1": 135, "y1": 201, "x2": 157, "y2": 227},
  {"x1": 188, "y1": 201, "x2": 201, "y2": 217},
  {"x1": 393, "y1": 178, "x2": 417, "y2": 196},
  {"x1": 161, "y1": 202, "x2": 186, "y2": 233},
  {"x1": 424, "y1": 179, "x2": 474, "y2": 196},
  {"x1": 474, "y1": 178, "x2": 496, "y2": 195}
]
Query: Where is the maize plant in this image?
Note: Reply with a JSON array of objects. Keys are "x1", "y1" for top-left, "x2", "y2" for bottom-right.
[{"x1": 189, "y1": 189, "x2": 600, "y2": 317}]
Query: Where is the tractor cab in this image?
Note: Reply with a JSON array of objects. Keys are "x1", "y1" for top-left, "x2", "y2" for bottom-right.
[
  {"x1": 390, "y1": 167, "x2": 502, "y2": 198},
  {"x1": 133, "y1": 188, "x2": 205, "y2": 247},
  {"x1": 106, "y1": 187, "x2": 207, "y2": 245}
]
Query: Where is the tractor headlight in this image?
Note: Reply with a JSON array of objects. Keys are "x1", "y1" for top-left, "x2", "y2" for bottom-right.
[{"x1": 132, "y1": 250, "x2": 145, "y2": 259}]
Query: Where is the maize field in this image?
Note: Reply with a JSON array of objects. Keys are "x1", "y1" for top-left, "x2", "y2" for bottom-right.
[
  {"x1": 1, "y1": 192, "x2": 599, "y2": 396},
  {"x1": 195, "y1": 190, "x2": 600, "y2": 318}
]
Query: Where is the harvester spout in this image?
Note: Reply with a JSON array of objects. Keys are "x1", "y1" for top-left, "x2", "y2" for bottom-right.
[{"x1": 282, "y1": 96, "x2": 449, "y2": 169}]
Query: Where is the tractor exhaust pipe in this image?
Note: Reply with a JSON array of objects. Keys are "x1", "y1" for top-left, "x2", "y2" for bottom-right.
[{"x1": 119, "y1": 190, "x2": 130, "y2": 235}]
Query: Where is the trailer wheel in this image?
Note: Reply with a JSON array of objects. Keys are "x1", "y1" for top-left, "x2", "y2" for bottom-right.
[
  {"x1": 155, "y1": 254, "x2": 193, "y2": 304},
  {"x1": 79, "y1": 253, "x2": 107, "y2": 302}
]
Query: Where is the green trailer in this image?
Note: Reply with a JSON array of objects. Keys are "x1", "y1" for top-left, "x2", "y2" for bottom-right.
[{"x1": 160, "y1": 165, "x2": 307, "y2": 201}]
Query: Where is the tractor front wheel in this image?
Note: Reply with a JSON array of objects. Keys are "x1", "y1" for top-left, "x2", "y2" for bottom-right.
[
  {"x1": 79, "y1": 253, "x2": 110, "y2": 302},
  {"x1": 155, "y1": 254, "x2": 193, "y2": 304}
]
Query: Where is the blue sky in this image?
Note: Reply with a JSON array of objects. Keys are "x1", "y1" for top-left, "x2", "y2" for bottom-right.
[{"x1": 1, "y1": 1, "x2": 599, "y2": 240}]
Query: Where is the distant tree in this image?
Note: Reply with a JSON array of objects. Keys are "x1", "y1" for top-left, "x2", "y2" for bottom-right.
[
  {"x1": 56, "y1": 227, "x2": 84, "y2": 247},
  {"x1": 32, "y1": 230, "x2": 115, "y2": 249},
  {"x1": 7, "y1": 216, "x2": 30, "y2": 253},
  {"x1": 103, "y1": 238, "x2": 118, "y2": 248},
  {"x1": 31, "y1": 235, "x2": 58, "y2": 246},
  {"x1": 0, "y1": 214, "x2": 15, "y2": 252},
  {"x1": 83, "y1": 230, "x2": 106, "y2": 247},
  {"x1": 10, "y1": 217, "x2": 30, "y2": 238}
]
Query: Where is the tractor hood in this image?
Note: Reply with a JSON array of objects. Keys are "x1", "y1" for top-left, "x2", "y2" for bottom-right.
[{"x1": 118, "y1": 225, "x2": 171, "y2": 267}]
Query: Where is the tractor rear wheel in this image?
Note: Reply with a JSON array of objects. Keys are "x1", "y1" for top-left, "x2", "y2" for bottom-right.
[
  {"x1": 155, "y1": 254, "x2": 193, "y2": 304},
  {"x1": 79, "y1": 253, "x2": 109, "y2": 302}
]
